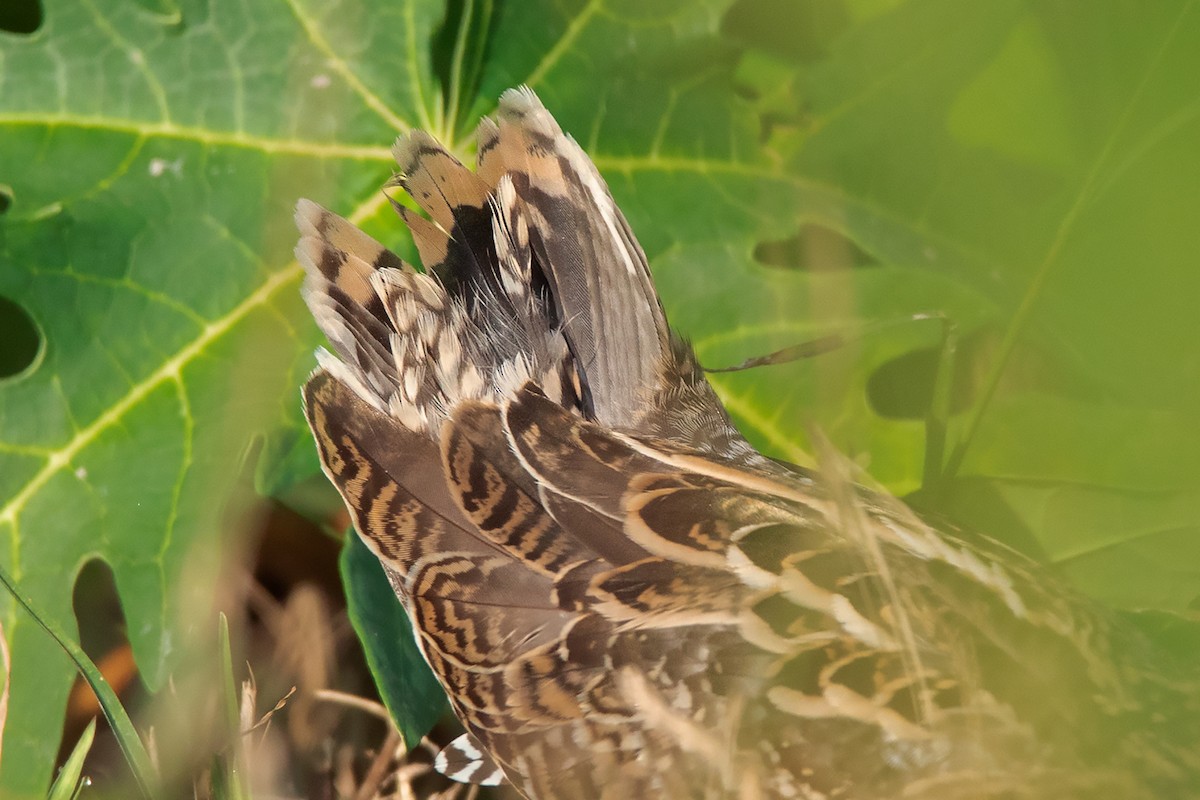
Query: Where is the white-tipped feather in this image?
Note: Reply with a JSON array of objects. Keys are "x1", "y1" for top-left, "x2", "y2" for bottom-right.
[{"x1": 313, "y1": 348, "x2": 386, "y2": 414}]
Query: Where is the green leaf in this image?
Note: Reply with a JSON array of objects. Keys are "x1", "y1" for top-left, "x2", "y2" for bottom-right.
[
  {"x1": 46, "y1": 719, "x2": 95, "y2": 800},
  {"x1": 340, "y1": 531, "x2": 446, "y2": 748},
  {"x1": 0, "y1": 0, "x2": 407, "y2": 788},
  {"x1": 2, "y1": 0, "x2": 1199, "y2": 793},
  {"x1": 777, "y1": 0, "x2": 1200, "y2": 606}
]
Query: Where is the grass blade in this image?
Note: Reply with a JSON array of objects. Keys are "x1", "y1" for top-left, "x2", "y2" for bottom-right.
[
  {"x1": 47, "y1": 718, "x2": 96, "y2": 800},
  {"x1": 0, "y1": 563, "x2": 157, "y2": 798},
  {"x1": 217, "y1": 613, "x2": 251, "y2": 800}
]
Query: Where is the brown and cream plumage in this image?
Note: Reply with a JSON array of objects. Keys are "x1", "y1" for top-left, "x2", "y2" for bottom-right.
[{"x1": 298, "y1": 88, "x2": 1199, "y2": 799}]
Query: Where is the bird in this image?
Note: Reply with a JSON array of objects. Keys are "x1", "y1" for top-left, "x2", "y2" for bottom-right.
[{"x1": 297, "y1": 87, "x2": 1200, "y2": 799}]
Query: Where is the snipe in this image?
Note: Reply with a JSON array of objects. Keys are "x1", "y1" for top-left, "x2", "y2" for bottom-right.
[{"x1": 299, "y1": 88, "x2": 1199, "y2": 799}]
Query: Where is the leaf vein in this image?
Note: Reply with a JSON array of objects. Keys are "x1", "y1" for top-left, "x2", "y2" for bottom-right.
[
  {"x1": 0, "y1": 115, "x2": 393, "y2": 161},
  {"x1": 0, "y1": 195, "x2": 387, "y2": 550},
  {"x1": 523, "y1": 0, "x2": 604, "y2": 89},
  {"x1": 80, "y1": 0, "x2": 172, "y2": 123},
  {"x1": 281, "y1": 0, "x2": 416, "y2": 134}
]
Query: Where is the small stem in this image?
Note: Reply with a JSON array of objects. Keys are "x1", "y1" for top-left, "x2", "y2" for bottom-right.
[{"x1": 923, "y1": 315, "x2": 958, "y2": 489}]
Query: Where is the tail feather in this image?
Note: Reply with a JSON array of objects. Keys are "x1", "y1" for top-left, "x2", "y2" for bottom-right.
[
  {"x1": 390, "y1": 130, "x2": 490, "y2": 234},
  {"x1": 487, "y1": 87, "x2": 670, "y2": 428}
]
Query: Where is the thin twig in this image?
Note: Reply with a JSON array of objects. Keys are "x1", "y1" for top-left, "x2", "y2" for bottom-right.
[
  {"x1": 353, "y1": 727, "x2": 403, "y2": 800},
  {"x1": 312, "y1": 688, "x2": 394, "y2": 725}
]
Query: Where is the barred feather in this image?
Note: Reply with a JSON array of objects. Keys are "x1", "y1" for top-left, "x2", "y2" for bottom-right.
[{"x1": 299, "y1": 88, "x2": 1200, "y2": 799}]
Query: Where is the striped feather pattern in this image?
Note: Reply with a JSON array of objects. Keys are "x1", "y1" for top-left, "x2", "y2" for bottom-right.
[{"x1": 299, "y1": 88, "x2": 1200, "y2": 799}]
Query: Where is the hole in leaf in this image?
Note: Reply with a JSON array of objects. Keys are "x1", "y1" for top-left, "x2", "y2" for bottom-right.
[
  {"x1": 867, "y1": 331, "x2": 988, "y2": 420},
  {"x1": 733, "y1": 82, "x2": 760, "y2": 102},
  {"x1": 58, "y1": 559, "x2": 145, "y2": 779},
  {"x1": 0, "y1": 0, "x2": 42, "y2": 34},
  {"x1": 0, "y1": 185, "x2": 12, "y2": 215},
  {"x1": 71, "y1": 560, "x2": 135, "y2": 684},
  {"x1": 757, "y1": 112, "x2": 801, "y2": 146},
  {"x1": 0, "y1": 295, "x2": 41, "y2": 378},
  {"x1": 753, "y1": 224, "x2": 878, "y2": 271}
]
